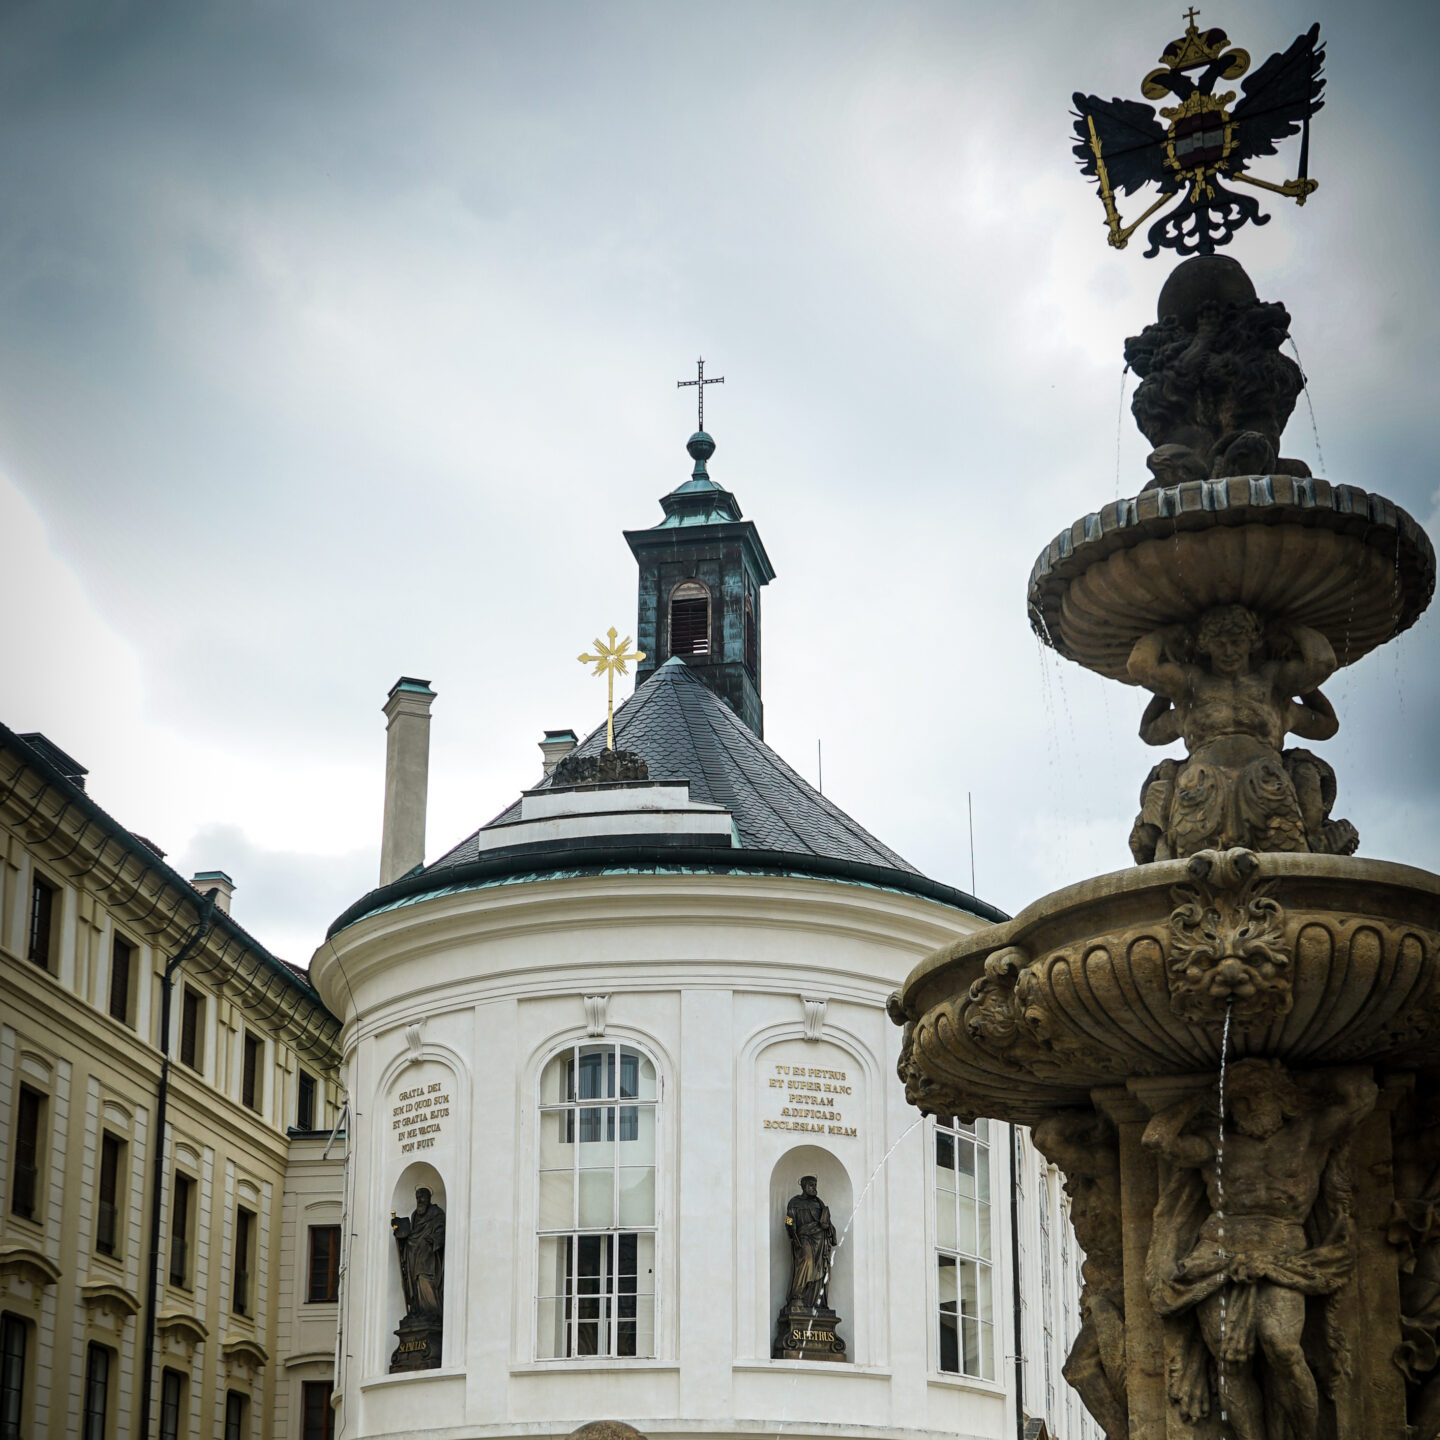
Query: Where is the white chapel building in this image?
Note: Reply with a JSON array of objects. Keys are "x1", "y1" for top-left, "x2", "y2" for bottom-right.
[
  {"x1": 310, "y1": 429, "x2": 1096, "y2": 1440},
  {"x1": 0, "y1": 423, "x2": 1094, "y2": 1440}
]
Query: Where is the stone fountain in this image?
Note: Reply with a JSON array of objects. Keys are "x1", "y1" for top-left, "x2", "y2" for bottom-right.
[{"x1": 889, "y1": 246, "x2": 1439, "y2": 1440}]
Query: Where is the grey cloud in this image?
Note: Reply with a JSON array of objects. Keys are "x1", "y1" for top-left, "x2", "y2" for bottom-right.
[{"x1": 1, "y1": 1, "x2": 1436, "y2": 944}]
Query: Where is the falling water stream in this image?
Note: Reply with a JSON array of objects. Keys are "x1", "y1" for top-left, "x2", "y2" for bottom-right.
[
  {"x1": 1287, "y1": 337, "x2": 1326, "y2": 476},
  {"x1": 1115, "y1": 365, "x2": 1131, "y2": 500},
  {"x1": 1216, "y1": 1000, "x2": 1234, "y2": 1426},
  {"x1": 773, "y1": 1115, "x2": 926, "y2": 1440}
]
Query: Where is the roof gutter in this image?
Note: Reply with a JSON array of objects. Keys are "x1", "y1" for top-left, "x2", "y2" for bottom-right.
[{"x1": 328, "y1": 841, "x2": 1010, "y2": 938}]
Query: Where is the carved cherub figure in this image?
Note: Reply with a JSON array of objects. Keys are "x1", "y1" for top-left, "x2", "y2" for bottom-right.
[
  {"x1": 1126, "y1": 605, "x2": 1357, "y2": 860},
  {"x1": 1143, "y1": 1062, "x2": 1377, "y2": 1440}
]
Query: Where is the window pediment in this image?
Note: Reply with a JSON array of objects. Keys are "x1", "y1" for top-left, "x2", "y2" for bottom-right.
[
  {"x1": 156, "y1": 1309, "x2": 208, "y2": 1363},
  {"x1": 0, "y1": 1243, "x2": 60, "y2": 1293},
  {"x1": 81, "y1": 1280, "x2": 140, "y2": 1332},
  {"x1": 222, "y1": 1335, "x2": 269, "y2": 1384}
]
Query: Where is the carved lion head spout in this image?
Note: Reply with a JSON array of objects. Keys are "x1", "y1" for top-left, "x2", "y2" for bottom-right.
[{"x1": 1167, "y1": 848, "x2": 1293, "y2": 1023}]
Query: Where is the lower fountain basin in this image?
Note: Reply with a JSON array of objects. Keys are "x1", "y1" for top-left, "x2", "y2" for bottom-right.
[{"x1": 896, "y1": 848, "x2": 1440, "y2": 1126}]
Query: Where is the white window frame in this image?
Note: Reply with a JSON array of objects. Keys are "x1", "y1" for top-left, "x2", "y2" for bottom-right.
[
  {"x1": 533, "y1": 1040, "x2": 660, "y2": 1361},
  {"x1": 930, "y1": 1114, "x2": 996, "y2": 1381}
]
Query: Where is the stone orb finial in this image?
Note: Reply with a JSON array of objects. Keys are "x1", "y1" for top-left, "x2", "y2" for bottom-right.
[
  {"x1": 567, "y1": 1424, "x2": 650, "y2": 1440},
  {"x1": 1156, "y1": 254, "x2": 1258, "y2": 329}
]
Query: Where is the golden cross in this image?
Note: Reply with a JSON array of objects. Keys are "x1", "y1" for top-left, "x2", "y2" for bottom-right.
[
  {"x1": 577, "y1": 627, "x2": 645, "y2": 752},
  {"x1": 1183, "y1": 5, "x2": 1200, "y2": 26}
]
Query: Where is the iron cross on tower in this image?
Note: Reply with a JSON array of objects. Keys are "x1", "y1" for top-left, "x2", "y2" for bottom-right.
[{"x1": 677, "y1": 356, "x2": 724, "y2": 432}]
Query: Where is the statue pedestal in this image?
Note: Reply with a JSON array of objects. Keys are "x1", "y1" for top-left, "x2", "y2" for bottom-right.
[
  {"x1": 772, "y1": 1304, "x2": 846, "y2": 1361},
  {"x1": 389, "y1": 1313, "x2": 443, "y2": 1372}
]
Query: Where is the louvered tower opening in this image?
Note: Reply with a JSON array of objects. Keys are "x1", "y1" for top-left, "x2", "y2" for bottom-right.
[{"x1": 669, "y1": 582, "x2": 710, "y2": 657}]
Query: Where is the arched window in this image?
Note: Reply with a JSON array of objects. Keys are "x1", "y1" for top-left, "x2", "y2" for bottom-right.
[
  {"x1": 933, "y1": 1114, "x2": 995, "y2": 1379},
  {"x1": 669, "y1": 581, "x2": 710, "y2": 657},
  {"x1": 536, "y1": 1043, "x2": 658, "y2": 1359}
]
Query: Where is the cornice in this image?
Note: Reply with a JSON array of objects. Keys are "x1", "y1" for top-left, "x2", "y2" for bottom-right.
[{"x1": 316, "y1": 869, "x2": 984, "y2": 1021}]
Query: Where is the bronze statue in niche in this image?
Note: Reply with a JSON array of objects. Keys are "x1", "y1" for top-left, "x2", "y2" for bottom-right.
[
  {"x1": 1143, "y1": 1061, "x2": 1377, "y2": 1439},
  {"x1": 784, "y1": 1176, "x2": 837, "y2": 1311},
  {"x1": 389, "y1": 1187, "x2": 446, "y2": 1371},
  {"x1": 1128, "y1": 604, "x2": 1358, "y2": 862},
  {"x1": 773, "y1": 1176, "x2": 846, "y2": 1361}
]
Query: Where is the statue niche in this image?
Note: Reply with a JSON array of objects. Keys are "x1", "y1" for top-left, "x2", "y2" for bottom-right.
[
  {"x1": 772, "y1": 1175, "x2": 847, "y2": 1361},
  {"x1": 1128, "y1": 604, "x2": 1358, "y2": 863},
  {"x1": 390, "y1": 1186, "x2": 446, "y2": 1371}
]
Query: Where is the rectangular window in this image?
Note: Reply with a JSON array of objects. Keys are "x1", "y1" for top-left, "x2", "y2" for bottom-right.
[
  {"x1": 96, "y1": 1133, "x2": 123, "y2": 1257},
  {"x1": 241, "y1": 1034, "x2": 261, "y2": 1112},
  {"x1": 179, "y1": 987, "x2": 203, "y2": 1072},
  {"x1": 1040, "y1": 1171, "x2": 1056, "y2": 1420},
  {"x1": 296, "y1": 1070, "x2": 316, "y2": 1131},
  {"x1": 224, "y1": 1390, "x2": 247, "y2": 1440},
  {"x1": 537, "y1": 1042, "x2": 658, "y2": 1359},
  {"x1": 307, "y1": 1225, "x2": 341, "y2": 1304},
  {"x1": 301, "y1": 1381, "x2": 334, "y2": 1440},
  {"x1": 233, "y1": 1207, "x2": 255, "y2": 1316},
  {"x1": 26, "y1": 875, "x2": 55, "y2": 969},
  {"x1": 10, "y1": 1088, "x2": 42, "y2": 1221},
  {"x1": 81, "y1": 1344, "x2": 109, "y2": 1440},
  {"x1": 108, "y1": 937, "x2": 133, "y2": 1025},
  {"x1": 934, "y1": 1115, "x2": 995, "y2": 1380},
  {"x1": 170, "y1": 1173, "x2": 193, "y2": 1287},
  {"x1": 159, "y1": 1368, "x2": 184, "y2": 1440},
  {"x1": 1, "y1": 1313, "x2": 26, "y2": 1440}
]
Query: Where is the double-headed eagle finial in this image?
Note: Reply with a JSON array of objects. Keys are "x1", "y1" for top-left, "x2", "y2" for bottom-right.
[{"x1": 1073, "y1": 13, "x2": 1325, "y2": 257}]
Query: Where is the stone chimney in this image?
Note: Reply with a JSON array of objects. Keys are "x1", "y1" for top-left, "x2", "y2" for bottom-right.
[
  {"x1": 380, "y1": 677, "x2": 436, "y2": 887},
  {"x1": 191, "y1": 870, "x2": 235, "y2": 914},
  {"x1": 539, "y1": 728, "x2": 579, "y2": 776}
]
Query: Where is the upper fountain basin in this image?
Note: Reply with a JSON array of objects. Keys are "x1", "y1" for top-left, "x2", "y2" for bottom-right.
[{"x1": 1028, "y1": 475, "x2": 1435, "y2": 681}]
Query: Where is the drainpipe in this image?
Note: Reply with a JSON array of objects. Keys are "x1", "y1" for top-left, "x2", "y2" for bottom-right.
[
  {"x1": 138, "y1": 890, "x2": 216, "y2": 1440},
  {"x1": 1010, "y1": 1122, "x2": 1025, "y2": 1440}
]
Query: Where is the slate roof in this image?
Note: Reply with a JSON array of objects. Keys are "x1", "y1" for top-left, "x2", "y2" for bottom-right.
[{"x1": 426, "y1": 657, "x2": 917, "y2": 876}]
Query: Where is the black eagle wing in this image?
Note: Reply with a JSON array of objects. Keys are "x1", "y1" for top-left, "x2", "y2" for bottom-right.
[
  {"x1": 1072, "y1": 93, "x2": 1171, "y2": 195},
  {"x1": 1231, "y1": 23, "x2": 1325, "y2": 163}
]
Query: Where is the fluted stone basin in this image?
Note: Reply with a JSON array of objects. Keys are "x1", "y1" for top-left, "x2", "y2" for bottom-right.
[
  {"x1": 1027, "y1": 475, "x2": 1436, "y2": 680},
  {"x1": 897, "y1": 849, "x2": 1440, "y2": 1127}
]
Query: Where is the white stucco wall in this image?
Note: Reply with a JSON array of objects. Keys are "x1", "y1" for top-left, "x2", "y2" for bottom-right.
[{"x1": 313, "y1": 869, "x2": 1018, "y2": 1440}]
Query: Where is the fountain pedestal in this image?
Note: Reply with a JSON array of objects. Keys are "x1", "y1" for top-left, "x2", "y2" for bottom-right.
[{"x1": 891, "y1": 255, "x2": 1439, "y2": 1440}]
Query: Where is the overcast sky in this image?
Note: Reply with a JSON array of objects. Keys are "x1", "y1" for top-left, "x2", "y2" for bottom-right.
[{"x1": 2, "y1": 0, "x2": 1436, "y2": 964}]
